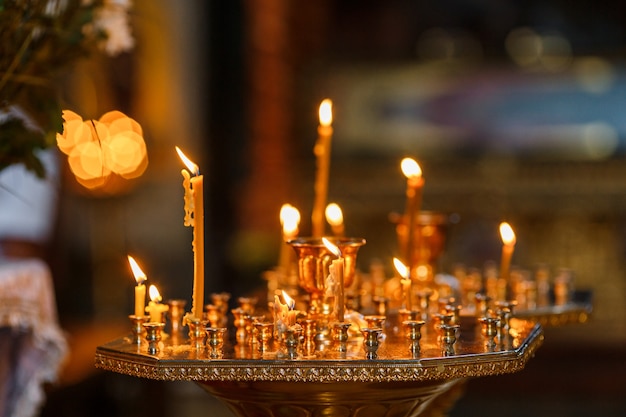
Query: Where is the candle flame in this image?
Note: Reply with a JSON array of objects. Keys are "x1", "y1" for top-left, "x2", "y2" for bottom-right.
[
  {"x1": 393, "y1": 257, "x2": 409, "y2": 279},
  {"x1": 499, "y1": 222, "x2": 516, "y2": 246},
  {"x1": 401, "y1": 158, "x2": 422, "y2": 179},
  {"x1": 280, "y1": 204, "x2": 301, "y2": 236},
  {"x1": 175, "y1": 146, "x2": 199, "y2": 175},
  {"x1": 127, "y1": 255, "x2": 146, "y2": 285},
  {"x1": 322, "y1": 237, "x2": 342, "y2": 258},
  {"x1": 281, "y1": 290, "x2": 296, "y2": 310},
  {"x1": 325, "y1": 203, "x2": 343, "y2": 227},
  {"x1": 148, "y1": 285, "x2": 162, "y2": 303},
  {"x1": 318, "y1": 99, "x2": 333, "y2": 127}
]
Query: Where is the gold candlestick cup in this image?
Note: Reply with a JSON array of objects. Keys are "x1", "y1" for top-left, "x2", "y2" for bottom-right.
[
  {"x1": 129, "y1": 315, "x2": 149, "y2": 345},
  {"x1": 288, "y1": 237, "x2": 365, "y2": 314}
]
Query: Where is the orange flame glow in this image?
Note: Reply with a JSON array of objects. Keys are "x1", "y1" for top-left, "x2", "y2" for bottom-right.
[
  {"x1": 127, "y1": 255, "x2": 146, "y2": 285},
  {"x1": 318, "y1": 99, "x2": 333, "y2": 127},
  {"x1": 499, "y1": 222, "x2": 516, "y2": 246},
  {"x1": 175, "y1": 146, "x2": 199, "y2": 175},
  {"x1": 401, "y1": 158, "x2": 422, "y2": 179}
]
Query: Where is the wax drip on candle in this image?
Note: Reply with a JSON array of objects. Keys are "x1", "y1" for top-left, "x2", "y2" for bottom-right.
[
  {"x1": 274, "y1": 290, "x2": 297, "y2": 337},
  {"x1": 176, "y1": 146, "x2": 205, "y2": 321},
  {"x1": 312, "y1": 99, "x2": 333, "y2": 237},
  {"x1": 322, "y1": 237, "x2": 345, "y2": 322},
  {"x1": 128, "y1": 255, "x2": 147, "y2": 317}
]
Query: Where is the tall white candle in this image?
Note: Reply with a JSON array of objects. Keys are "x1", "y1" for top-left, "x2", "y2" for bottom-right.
[
  {"x1": 312, "y1": 99, "x2": 333, "y2": 237},
  {"x1": 176, "y1": 146, "x2": 205, "y2": 321},
  {"x1": 401, "y1": 158, "x2": 423, "y2": 278},
  {"x1": 499, "y1": 222, "x2": 516, "y2": 287}
]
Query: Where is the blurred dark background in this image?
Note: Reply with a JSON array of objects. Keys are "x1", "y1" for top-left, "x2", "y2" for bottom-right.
[{"x1": 41, "y1": 1, "x2": 625, "y2": 416}]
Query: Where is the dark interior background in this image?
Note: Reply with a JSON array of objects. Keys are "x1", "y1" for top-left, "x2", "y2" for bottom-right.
[{"x1": 41, "y1": 1, "x2": 626, "y2": 416}]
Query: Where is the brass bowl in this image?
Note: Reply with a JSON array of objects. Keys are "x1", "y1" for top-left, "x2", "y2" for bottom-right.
[{"x1": 287, "y1": 237, "x2": 366, "y2": 296}]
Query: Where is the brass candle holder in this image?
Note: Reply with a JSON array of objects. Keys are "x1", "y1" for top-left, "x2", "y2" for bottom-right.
[
  {"x1": 439, "y1": 323, "x2": 460, "y2": 356},
  {"x1": 372, "y1": 296, "x2": 389, "y2": 316},
  {"x1": 475, "y1": 293, "x2": 492, "y2": 317},
  {"x1": 363, "y1": 315, "x2": 386, "y2": 331},
  {"x1": 416, "y1": 289, "x2": 433, "y2": 321},
  {"x1": 495, "y1": 300, "x2": 517, "y2": 342},
  {"x1": 283, "y1": 325, "x2": 302, "y2": 359},
  {"x1": 166, "y1": 299, "x2": 186, "y2": 336},
  {"x1": 300, "y1": 318, "x2": 318, "y2": 357},
  {"x1": 479, "y1": 317, "x2": 500, "y2": 351},
  {"x1": 287, "y1": 237, "x2": 365, "y2": 315},
  {"x1": 254, "y1": 322, "x2": 274, "y2": 353},
  {"x1": 392, "y1": 210, "x2": 449, "y2": 287},
  {"x1": 238, "y1": 297, "x2": 257, "y2": 316},
  {"x1": 403, "y1": 319, "x2": 426, "y2": 357},
  {"x1": 206, "y1": 327, "x2": 227, "y2": 358},
  {"x1": 232, "y1": 307, "x2": 250, "y2": 344},
  {"x1": 331, "y1": 322, "x2": 351, "y2": 353},
  {"x1": 211, "y1": 292, "x2": 231, "y2": 326},
  {"x1": 187, "y1": 317, "x2": 206, "y2": 350},
  {"x1": 129, "y1": 314, "x2": 149, "y2": 344},
  {"x1": 142, "y1": 322, "x2": 165, "y2": 355},
  {"x1": 205, "y1": 304, "x2": 220, "y2": 327},
  {"x1": 361, "y1": 327, "x2": 383, "y2": 359}
]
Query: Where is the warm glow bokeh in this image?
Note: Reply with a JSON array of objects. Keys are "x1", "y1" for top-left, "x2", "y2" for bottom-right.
[
  {"x1": 318, "y1": 99, "x2": 333, "y2": 127},
  {"x1": 325, "y1": 203, "x2": 343, "y2": 227},
  {"x1": 280, "y1": 204, "x2": 300, "y2": 236},
  {"x1": 499, "y1": 222, "x2": 516, "y2": 246},
  {"x1": 57, "y1": 110, "x2": 148, "y2": 191},
  {"x1": 401, "y1": 158, "x2": 422, "y2": 179}
]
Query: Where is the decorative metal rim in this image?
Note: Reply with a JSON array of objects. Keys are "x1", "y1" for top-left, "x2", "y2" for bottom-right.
[{"x1": 95, "y1": 324, "x2": 543, "y2": 383}]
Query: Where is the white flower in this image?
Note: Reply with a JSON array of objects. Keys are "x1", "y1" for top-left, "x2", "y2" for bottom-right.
[{"x1": 94, "y1": 0, "x2": 135, "y2": 56}]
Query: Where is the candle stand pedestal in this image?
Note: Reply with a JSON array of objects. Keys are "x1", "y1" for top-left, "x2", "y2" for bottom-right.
[{"x1": 96, "y1": 313, "x2": 543, "y2": 417}]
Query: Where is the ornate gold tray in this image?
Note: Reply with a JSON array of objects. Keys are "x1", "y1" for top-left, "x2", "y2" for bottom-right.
[{"x1": 95, "y1": 317, "x2": 543, "y2": 417}]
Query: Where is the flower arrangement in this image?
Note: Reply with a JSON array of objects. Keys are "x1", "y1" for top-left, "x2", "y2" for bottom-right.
[{"x1": 0, "y1": 0, "x2": 134, "y2": 176}]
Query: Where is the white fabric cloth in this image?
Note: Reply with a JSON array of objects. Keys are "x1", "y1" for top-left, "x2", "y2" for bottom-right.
[
  {"x1": 0, "y1": 259, "x2": 68, "y2": 417},
  {"x1": 0, "y1": 149, "x2": 59, "y2": 244}
]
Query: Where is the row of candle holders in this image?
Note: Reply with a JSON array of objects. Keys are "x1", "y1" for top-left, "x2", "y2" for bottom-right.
[{"x1": 128, "y1": 291, "x2": 519, "y2": 360}]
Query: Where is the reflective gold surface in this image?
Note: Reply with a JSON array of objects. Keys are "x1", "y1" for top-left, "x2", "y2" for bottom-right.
[{"x1": 95, "y1": 315, "x2": 542, "y2": 416}]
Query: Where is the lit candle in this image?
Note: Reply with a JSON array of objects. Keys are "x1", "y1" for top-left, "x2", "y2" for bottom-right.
[
  {"x1": 127, "y1": 255, "x2": 147, "y2": 317},
  {"x1": 393, "y1": 257, "x2": 412, "y2": 310},
  {"x1": 322, "y1": 237, "x2": 344, "y2": 322},
  {"x1": 278, "y1": 204, "x2": 300, "y2": 274},
  {"x1": 499, "y1": 222, "x2": 516, "y2": 285},
  {"x1": 325, "y1": 202, "x2": 345, "y2": 237},
  {"x1": 282, "y1": 290, "x2": 297, "y2": 327},
  {"x1": 176, "y1": 146, "x2": 205, "y2": 321},
  {"x1": 401, "y1": 158, "x2": 424, "y2": 278},
  {"x1": 273, "y1": 290, "x2": 296, "y2": 336},
  {"x1": 145, "y1": 285, "x2": 169, "y2": 323},
  {"x1": 312, "y1": 99, "x2": 333, "y2": 237}
]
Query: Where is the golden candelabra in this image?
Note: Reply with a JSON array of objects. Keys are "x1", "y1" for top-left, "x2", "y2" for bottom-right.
[{"x1": 96, "y1": 215, "x2": 591, "y2": 417}]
